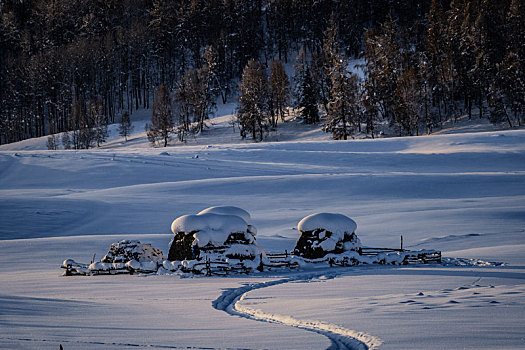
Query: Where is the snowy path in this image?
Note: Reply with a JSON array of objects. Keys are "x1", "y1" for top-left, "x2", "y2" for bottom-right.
[{"x1": 213, "y1": 272, "x2": 382, "y2": 350}]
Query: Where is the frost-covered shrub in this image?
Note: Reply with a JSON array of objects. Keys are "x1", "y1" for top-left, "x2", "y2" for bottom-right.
[
  {"x1": 293, "y1": 213, "x2": 361, "y2": 259},
  {"x1": 168, "y1": 211, "x2": 263, "y2": 261},
  {"x1": 101, "y1": 240, "x2": 165, "y2": 263}
]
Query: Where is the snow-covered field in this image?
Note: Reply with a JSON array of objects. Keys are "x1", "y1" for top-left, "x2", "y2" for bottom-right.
[{"x1": 1, "y1": 115, "x2": 524, "y2": 349}]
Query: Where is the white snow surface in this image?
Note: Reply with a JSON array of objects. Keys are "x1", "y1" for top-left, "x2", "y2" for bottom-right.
[
  {"x1": 198, "y1": 205, "x2": 252, "y2": 223},
  {"x1": 1, "y1": 112, "x2": 525, "y2": 349},
  {"x1": 298, "y1": 213, "x2": 358, "y2": 235}
]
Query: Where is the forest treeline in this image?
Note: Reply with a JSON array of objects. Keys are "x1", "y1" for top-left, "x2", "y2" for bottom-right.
[{"x1": 0, "y1": 0, "x2": 523, "y2": 145}]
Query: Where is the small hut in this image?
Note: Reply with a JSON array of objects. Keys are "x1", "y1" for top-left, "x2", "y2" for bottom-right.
[
  {"x1": 167, "y1": 211, "x2": 263, "y2": 261},
  {"x1": 293, "y1": 213, "x2": 362, "y2": 259}
]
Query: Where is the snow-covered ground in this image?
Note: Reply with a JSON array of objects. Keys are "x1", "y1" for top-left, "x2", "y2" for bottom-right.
[{"x1": 1, "y1": 113, "x2": 524, "y2": 349}]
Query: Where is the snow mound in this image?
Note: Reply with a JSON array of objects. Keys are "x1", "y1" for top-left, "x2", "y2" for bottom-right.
[
  {"x1": 101, "y1": 240, "x2": 165, "y2": 263},
  {"x1": 294, "y1": 213, "x2": 361, "y2": 259},
  {"x1": 197, "y1": 206, "x2": 251, "y2": 224},
  {"x1": 197, "y1": 206, "x2": 257, "y2": 236},
  {"x1": 168, "y1": 212, "x2": 263, "y2": 261},
  {"x1": 298, "y1": 213, "x2": 357, "y2": 235},
  {"x1": 171, "y1": 213, "x2": 250, "y2": 248}
]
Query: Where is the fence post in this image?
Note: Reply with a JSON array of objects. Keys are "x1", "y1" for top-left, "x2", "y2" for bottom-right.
[
  {"x1": 257, "y1": 253, "x2": 264, "y2": 272},
  {"x1": 401, "y1": 235, "x2": 404, "y2": 251},
  {"x1": 206, "y1": 257, "x2": 211, "y2": 276}
]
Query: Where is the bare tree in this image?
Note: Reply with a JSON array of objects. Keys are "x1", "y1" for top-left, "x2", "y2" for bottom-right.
[
  {"x1": 147, "y1": 85, "x2": 173, "y2": 147},
  {"x1": 269, "y1": 60, "x2": 290, "y2": 125},
  {"x1": 88, "y1": 97, "x2": 108, "y2": 147}
]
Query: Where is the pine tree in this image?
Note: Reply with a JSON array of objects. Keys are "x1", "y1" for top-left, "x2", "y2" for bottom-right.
[
  {"x1": 298, "y1": 66, "x2": 319, "y2": 124},
  {"x1": 472, "y1": 0, "x2": 506, "y2": 120},
  {"x1": 325, "y1": 61, "x2": 360, "y2": 140},
  {"x1": 487, "y1": 78, "x2": 512, "y2": 127},
  {"x1": 147, "y1": 85, "x2": 173, "y2": 147},
  {"x1": 194, "y1": 45, "x2": 218, "y2": 132},
  {"x1": 237, "y1": 59, "x2": 270, "y2": 142},
  {"x1": 362, "y1": 89, "x2": 379, "y2": 138},
  {"x1": 320, "y1": 14, "x2": 340, "y2": 107},
  {"x1": 173, "y1": 46, "x2": 218, "y2": 138},
  {"x1": 506, "y1": 0, "x2": 525, "y2": 59},
  {"x1": 394, "y1": 68, "x2": 423, "y2": 136},
  {"x1": 425, "y1": 0, "x2": 447, "y2": 127},
  {"x1": 457, "y1": 2, "x2": 477, "y2": 120},
  {"x1": 118, "y1": 111, "x2": 134, "y2": 141},
  {"x1": 293, "y1": 46, "x2": 308, "y2": 106},
  {"x1": 501, "y1": 0, "x2": 525, "y2": 126},
  {"x1": 363, "y1": 16, "x2": 401, "y2": 129},
  {"x1": 310, "y1": 51, "x2": 330, "y2": 112}
]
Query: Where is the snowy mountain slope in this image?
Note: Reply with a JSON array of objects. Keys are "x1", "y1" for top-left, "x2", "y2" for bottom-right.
[
  {"x1": 0, "y1": 124, "x2": 524, "y2": 349},
  {"x1": 0, "y1": 110, "x2": 332, "y2": 152}
]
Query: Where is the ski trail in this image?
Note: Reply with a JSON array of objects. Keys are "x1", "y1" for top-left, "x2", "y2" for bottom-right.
[{"x1": 213, "y1": 273, "x2": 382, "y2": 350}]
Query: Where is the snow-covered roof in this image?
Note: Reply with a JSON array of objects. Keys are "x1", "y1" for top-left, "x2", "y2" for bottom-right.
[
  {"x1": 171, "y1": 213, "x2": 251, "y2": 248},
  {"x1": 197, "y1": 206, "x2": 251, "y2": 224},
  {"x1": 298, "y1": 213, "x2": 357, "y2": 235}
]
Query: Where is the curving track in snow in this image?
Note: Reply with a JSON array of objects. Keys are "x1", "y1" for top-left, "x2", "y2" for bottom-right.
[{"x1": 213, "y1": 273, "x2": 382, "y2": 350}]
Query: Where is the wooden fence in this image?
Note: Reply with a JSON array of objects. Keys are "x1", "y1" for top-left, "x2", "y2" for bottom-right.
[{"x1": 63, "y1": 248, "x2": 441, "y2": 276}]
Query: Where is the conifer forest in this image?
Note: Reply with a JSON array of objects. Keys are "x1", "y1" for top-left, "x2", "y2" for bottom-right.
[{"x1": 0, "y1": 0, "x2": 523, "y2": 145}]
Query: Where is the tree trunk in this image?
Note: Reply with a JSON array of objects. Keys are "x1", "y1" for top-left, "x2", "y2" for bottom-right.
[
  {"x1": 504, "y1": 106, "x2": 513, "y2": 129},
  {"x1": 468, "y1": 97, "x2": 472, "y2": 121},
  {"x1": 479, "y1": 93, "x2": 483, "y2": 119}
]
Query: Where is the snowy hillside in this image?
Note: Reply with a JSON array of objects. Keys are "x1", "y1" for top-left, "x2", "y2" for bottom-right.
[{"x1": 1, "y1": 122, "x2": 524, "y2": 349}]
